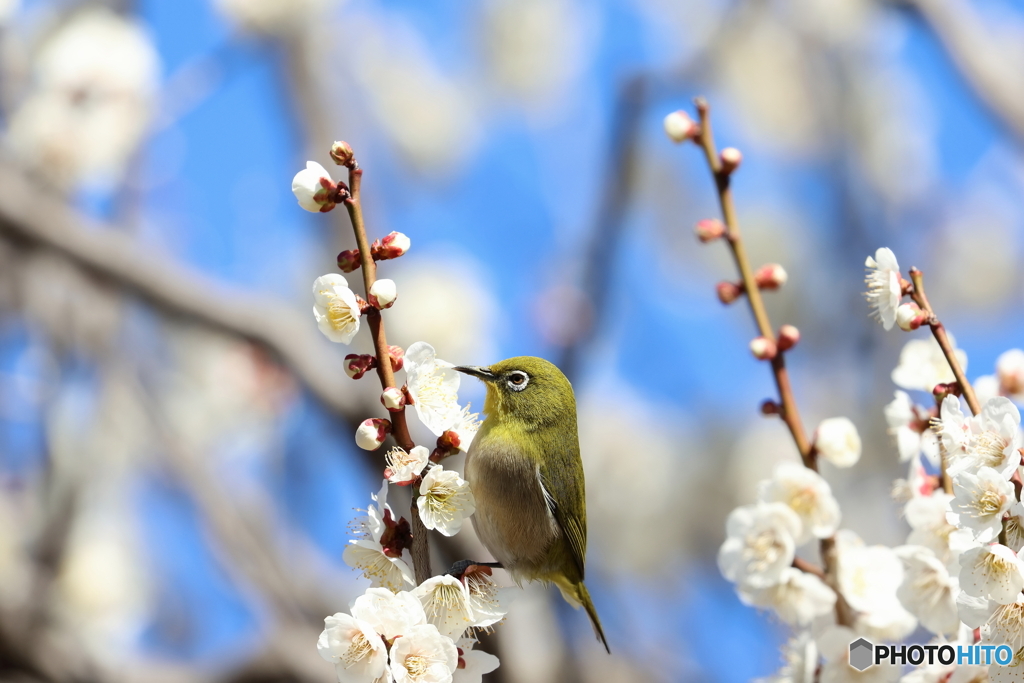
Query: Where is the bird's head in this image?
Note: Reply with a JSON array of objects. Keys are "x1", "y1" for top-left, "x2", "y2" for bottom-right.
[{"x1": 454, "y1": 356, "x2": 575, "y2": 426}]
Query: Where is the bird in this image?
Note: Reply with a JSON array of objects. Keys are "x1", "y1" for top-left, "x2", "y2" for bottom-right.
[{"x1": 453, "y1": 356, "x2": 609, "y2": 653}]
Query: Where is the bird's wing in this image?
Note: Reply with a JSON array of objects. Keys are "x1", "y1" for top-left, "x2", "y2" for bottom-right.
[{"x1": 534, "y1": 429, "x2": 587, "y2": 580}]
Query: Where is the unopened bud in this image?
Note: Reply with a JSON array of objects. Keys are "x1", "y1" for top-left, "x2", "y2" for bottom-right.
[
  {"x1": 369, "y1": 279, "x2": 398, "y2": 309},
  {"x1": 932, "y1": 382, "x2": 961, "y2": 400},
  {"x1": 381, "y1": 387, "x2": 405, "y2": 412},
  {"x1": 760, "y1": 399, "x2": 781, "y2": 416},
  {"x1": 329, "y1": 141, "x2": 356, "y2": 168},
  {"x1": 356, "y1": 418, "x2": 391, "y2": 451},
  {"x1": 344, "y1": 353, "x2": 378, "y2": 380},
  {"x1": 750, "y1": 336, "x2": 777, "y2": 360},
  {"x1": 716, "y1": 281, "x2": 744, "y2": 304},
  {"x1": 371, "y1": 232, "x2": 411, "y2": 261},
  {"x1": 695, "y1": 218, "x2": 726, "y2": 243},
  {"x1": 337, "y1": 249, "x2": 361, "y2": 273},
  {"x1": 720, "y1": 147, "x2": 742, "y2": 173},
  {"x1": 663, "y1": 110, "x2": 698, "y2": 143},
  {"x1": 777, "y1": 324, "x2": 800, "y2": 351},
  {"x1": 388, "y1": 345, "x2": 405, "y2": 372},
  {"x1": 438, "y1": 430, "x2": 461, "y2": 453},
  {"x1": 755, "y1": 263, "x2": 788, "y2": 290},
  {"x1": 896, "y1": 303, "x2": 925, "y2": 331}
]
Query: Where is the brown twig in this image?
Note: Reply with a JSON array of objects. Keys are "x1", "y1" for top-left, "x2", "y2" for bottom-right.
[
  {"x1": 691, "y1": 98, "x2": 852, "y2": 627},
  {"x1": 907, "y1": 268, "x2": 979, "y2": 415},
  {"x1": 339, "y1": 160, "x2": 431, "y2": 585}
]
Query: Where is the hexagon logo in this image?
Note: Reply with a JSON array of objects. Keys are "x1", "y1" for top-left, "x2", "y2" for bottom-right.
[{"x1": 849, "y1": 638, "x2": 874, "y2": 671}]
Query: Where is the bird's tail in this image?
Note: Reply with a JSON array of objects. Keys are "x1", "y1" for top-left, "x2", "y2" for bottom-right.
[{"x1": 554, "y1": 577, "x2": 610, "y2": 653}]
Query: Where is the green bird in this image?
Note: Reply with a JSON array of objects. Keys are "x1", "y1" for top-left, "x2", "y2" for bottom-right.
[{"x1": 454, "y1": 357, "x2": 609, "y2": 653}]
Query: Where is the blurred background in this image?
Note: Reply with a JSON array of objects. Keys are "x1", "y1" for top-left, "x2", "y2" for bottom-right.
[{"x1": 0, "y1": 0, "x2": 1023, "y2": 680}]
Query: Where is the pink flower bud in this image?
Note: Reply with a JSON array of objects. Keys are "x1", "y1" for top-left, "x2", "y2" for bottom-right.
[
  {"x1": 329, "y1": 140, "x2": 355, "y2": 168},
  {"x1": 388, "y1": 345, "x2": 405, "y2": 372},
  {"x1": 895, "y1": 303, "x2": 924, "y2": 331},
  {"x1": 337, "y1": 249, "x2": 361, "y2": 273},
  {"x1": 371, "y1": 232, "x2": 411, "y2": 261},
  {"x1": 355, "y1": 418, "x2": 391, "y2": 451},
  {"x1": 695, "y1": 218, "x2": 726, "y2": 243},
  {"x1": 750, "y1": 336, "x2": 777, "y2": 360},
  {"x1": 344, "y1": 353, "x2": 377, "y2": 380},
  {"x1": 716, "y1": 281, "x2": 744, "y2": 304},
  {"x1": 663, "y1": 110, "x2": 698, "y2": 143},
  {"x1": 777, "y1": 324, "x2": 800, "y2": 351},
  {"x1": 755, "y1": 264, "x2": 788, "y2": 290},
  {"x1": 369, "y1": 279, "x2": 397, "y2": 309},
  {"x1": 720, "y1": 147, "x2": 742, "y2": 173},
  {"x1": 381, "y1": 387, "x2": 405, "y2": 412}
]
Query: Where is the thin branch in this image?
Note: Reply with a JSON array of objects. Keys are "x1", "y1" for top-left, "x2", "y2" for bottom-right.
[
  {"x1": 691, "y1": 99, "x2": 852, "y2": 627},
  {"x1": 907, "y1": 268, "x2": 979, "y2": 415},
  {"x1": 908, "y1": 0, "x2": 1024, "y2": 145},
  {"x1": 339, "y1": 160, "x2": 431, "y2": 585},
  {"x1": 0, "y1": 159, "x2": 359, "y2": 419}
]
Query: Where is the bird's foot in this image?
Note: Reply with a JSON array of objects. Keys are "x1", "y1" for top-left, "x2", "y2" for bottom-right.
[{"x1": 446, "y1": 560, "x2": 503, "y2": 579}]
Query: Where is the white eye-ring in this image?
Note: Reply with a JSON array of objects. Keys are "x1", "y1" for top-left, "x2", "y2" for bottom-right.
[{"x1": 507, "y1": 371, "x2": 530, "y2": 392}]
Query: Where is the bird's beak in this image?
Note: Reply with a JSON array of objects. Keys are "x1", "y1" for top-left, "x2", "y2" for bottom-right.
[{"x1": 454, "y1": 366, "x2": 496, "y2": 382}]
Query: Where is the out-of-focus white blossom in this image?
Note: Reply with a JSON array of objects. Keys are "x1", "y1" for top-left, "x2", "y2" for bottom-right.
[
  {"x1": 317, "y1": 613, "x2": 389, "y2": 683},
  {"x1": 385, "y1": 446, "x2": 430, "y2": 485},
  {"x1": 885, "y1": 390, "x2": 938, "y2": 463},
  {"x1": 293, "y1": 162, "x2": 336, "y2": 213},
  {"x1": 892, "y1": 337, "x2": 967, "y2": 393},
  {"x1": 388, "y1": 623, "x2": 459, "y2": 683},
  {"x1": 758, "y1": 462, "x2": 840, "y2": 543},
  {"x1": 417, "y1": 465, "x2": 475, "y2": 536},
  {"x1": 814, "y1": 417, "x2": 862, "y2": 468},
  {"x1": 949, "y1": 467, "x2": 1016, "y2": 542},
  {"x1": 663, "y1": 110, "x2": 698, "y2": 143},
  {"x1": 7, "y1": 8, "x2": 159, "y2": 189},
  {"x1": 975, "y1": 374, "x2": 1001, "y2": 406},
  {"x1": 738, "y1": 566, "x2": 836, "y2": 626},
  {"x1": 350, "y1": 587, "x2": 427, "y2": 640},
  {"x1": 404, "y1": 342, "x2": 479, "y2": 445},
  {"x1": 905, "y1": 490, "x2": 976, "y2": 571},
  {"x1": 864, "y1": 248, "x2": 902, "y2": 331},
  {"x1": 453, "y1": 637, "x2": 500, "y2": 683},
  {"x1": 817, "y1": 625, "x2": 900, "y2": 682},
  {"x1": 894, "y1": 545, "x2": 960, "y2": 635},
  {"x1": 837, "y1": 531, "x2": 917, "y2": 639},
  {"x1": 939, "y1": 396, "x2": 1022, "y2": 480},
  {"x1": 369, "y1": 279, "x2": 398, "y2": 309},
  {"x1": 756, "y1": 631, "x2": 817, "y2": 683},
  {"x1": 959, "y1": 544, "x2": 1024, "y2": 605},
  {"x1": 0, "y1": 0, "x2": 19, "y2": 24},
  {"x1": 997, "y1": 349, "x2": 1024, "y2": 402},
  {"x1": 412, "y1": 575, "x2": 475, "y2": 639},
  {"x1": 718, "y1": 502, "x2": 801, "y2": 588},
  {"x1": 313, "y1": 274, "x2": 361, "y2": 344},
  {"x1": 215, "y1": 0, "x2": 335, "y2": 35}
]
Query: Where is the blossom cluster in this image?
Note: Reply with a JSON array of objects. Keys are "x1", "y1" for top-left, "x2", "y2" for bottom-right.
[{"x1": 292, "y1": 145, "x2": 503, "y2": 683}]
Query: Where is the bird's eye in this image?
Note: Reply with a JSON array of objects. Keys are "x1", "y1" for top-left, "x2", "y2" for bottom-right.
[{"x1": 507, "y1": 371, "x2": 529, "y2": 392}]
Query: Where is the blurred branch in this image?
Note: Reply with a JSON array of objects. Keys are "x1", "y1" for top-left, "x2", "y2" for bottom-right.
[
  {"x1": 0, "y1": 159, "x2": 358, "y2": 418},
  {"x1": 908, "y1": 0, "x2": 1024, "y2": 143}
]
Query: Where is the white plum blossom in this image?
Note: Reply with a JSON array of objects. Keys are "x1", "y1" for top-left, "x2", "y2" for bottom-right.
[
  {"x1": 814, "y1": 417, "x2": 862, "y2": 468},
  {"x1": 462, "y1": 568, "x2": 512, "y2": 630},
  {"x1": 756, "y1": 632, "x2": 817, "y2": 683},
  {"x1": 738, "y1": 566, "x2": 836, "y2": 626},
  {"x1": 350, "y1": 587, "x2": 426, "y2": 640},
  {"x1": 949, "y1": 467, "x2": 1016, "y2": 542},
  {"x1": 313, "y1": 274, "x2": 361, "y2": 344},
  {"x1": 885, "y1": 391, "x2": 938, "y2": 464},
  {"x1": 385, "y1": 446, "x2": 431, "y2": 485},
  {"x1": 388, "y1": 623, "x2": 459, "y2": 683},
  {"x1": 938, "y1": 396, "x2": 1022, "y2": 480},
  {"x1": 818, "y1": 625, "x2": 900, "y2": 683},
  {"x1": 959, "y1": 545, "x2": 1024, "y2": 605},
  {"x1": 864, "y1": 247, "x2": 903, "y2": 331},
  {"x1": 1005, "y1": 502, "x2": 1024, "y2": 553},
  {"x1": 343, "y1": 482, "x2": 415, "y2": 592},
  {"x1": 412, "y1": 575, "x2": 475, "y2": 639},
  {"x1": 985, "y1": 596, "x2": 1024, "y2": 651},
  {"x1": 957, "y1": 589, "x2": 995, "y2": 629},
  {"x1": 417, "y1": 465, "x2": 476, "y2": 536},
  {"x1": 892, "y1": 336, "x2": 967, "y2": 393},
  {"x1": 905, "y1": 490, "x2": 976, "y2": 570},
  {"x1": 453, "y1": 637, "x2": 500, "y2": 683},
  {"x1": 293, "y1": 161, "x2": 336, "y2": 212},
  {"x1": 894, "y1": 545, "x2": 960, "y2": 635},
  {"x1": 718, "y1": 503, "x2": 802, "y2": 588},
  {"x1": 404, "y1": 342, "x2": 480, "y2": 447},
  {"x1": 758, "y1": 462, "x2": 840, "y2": 544},
  {"x1": 997, "y1": 349, "x2": 1024, "y2": 402},
  {"x1": 837, "y1": 531, "x2": 917, "y2": 639},
  {"x1": 317, "y1": 613, "x2": 389, "y2": 683}
]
